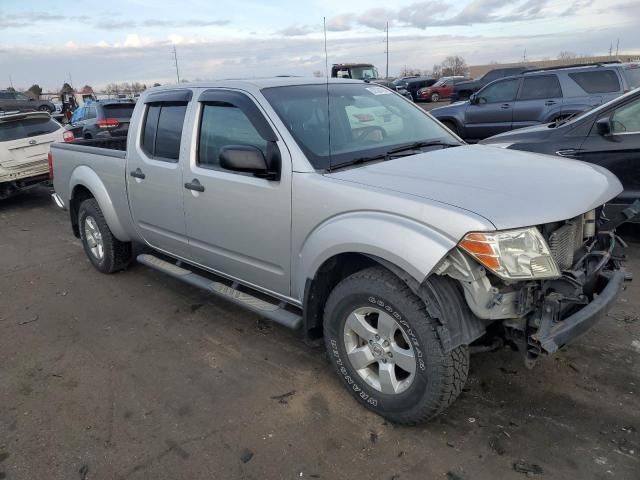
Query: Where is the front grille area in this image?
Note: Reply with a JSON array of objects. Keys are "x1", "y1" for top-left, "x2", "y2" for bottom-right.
[{"x1": 548, "y1": 221, "x2": 579, "y2": 270}]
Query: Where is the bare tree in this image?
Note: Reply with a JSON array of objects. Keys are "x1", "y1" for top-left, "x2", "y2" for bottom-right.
[
  {"x1": 27, "y1": 84, "x2": 43, "y2": 98},
  {"x1": 431, "y1": 64, "x2": 443, "y2": 79},
  {"x1": 558, "y1": 51, "x2": 578, "y2": 60},
  {"x1": 152, "y1": 82, "x2": 161, "y2": 87},
  {"x1": 80, "y1": 84, "x2": 94, "y2": 93},
  {"x1": 398, "y1": 66, "x2": 422, "y2": 77},
  {"x1": 440, "y1": 56, "x2": 468, "y2": 76}
]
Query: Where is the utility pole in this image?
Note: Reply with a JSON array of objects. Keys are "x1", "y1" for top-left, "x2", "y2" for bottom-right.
[
  {"x1": 9, "y1": 74, "x2": 13, "y2": 89},
  {"x1": 609, "y1": 42, "x2": 613, "y2": 56},
  {"x1": 615, "y1": 39, "x2": 619, "y2": 57},
  {"x1": 68, "y1": 72, "x2": 73, "y2": 87},
  {"x1": 172, "y1": 45, "x2": 181, "y2": 84},
  {"x1": 385, "y1": 22, "x2": 389, "y2": 79},
  {"x1": 522, "y1": 49, "x2": 527, "y2": 63}
]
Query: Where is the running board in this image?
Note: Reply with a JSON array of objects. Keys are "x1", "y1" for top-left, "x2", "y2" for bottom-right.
[{"x1": 137, "y1": 254, "x2": 302, "y2": 330}]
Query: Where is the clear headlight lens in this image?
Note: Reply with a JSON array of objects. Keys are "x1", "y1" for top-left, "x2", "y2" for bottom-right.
[{"x1": 459, "y1": 227, "x2": 560, "y2": 280}]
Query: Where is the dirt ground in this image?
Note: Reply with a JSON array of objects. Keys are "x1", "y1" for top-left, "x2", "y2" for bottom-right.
[{"x1": 1, "y1": 187, "x2": 638, "y2": 480}]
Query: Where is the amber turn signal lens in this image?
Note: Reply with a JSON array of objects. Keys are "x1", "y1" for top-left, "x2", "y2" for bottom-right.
[{"x1": 459, "y1": 233, "x2": 502, "y2": 271}]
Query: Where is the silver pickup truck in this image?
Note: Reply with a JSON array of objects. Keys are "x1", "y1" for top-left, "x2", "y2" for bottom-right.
[{"x1": 51, "y1": 78, "x2": 629, "y2": 424}]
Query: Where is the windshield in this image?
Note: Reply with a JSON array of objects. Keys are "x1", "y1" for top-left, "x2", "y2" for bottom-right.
[
  {"x1": 349, "y1": 66, "x2": 379, "y2": 80},
  {"x1": 262, "y1": 83, "x2": 461, "y2": 170},
  {"x1": 432, "y1": 80, "x2": 445, "y2": 87}
]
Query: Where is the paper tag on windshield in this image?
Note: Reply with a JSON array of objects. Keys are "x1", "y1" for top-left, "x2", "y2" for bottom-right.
[{"x1": 366, "y1": 86, "x2": 391, "y2": 95}]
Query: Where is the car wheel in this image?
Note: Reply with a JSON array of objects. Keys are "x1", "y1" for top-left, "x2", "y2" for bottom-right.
[
  {"x1": 431, "y1": 92, "x2": 440, "y2": 102},
  {"x1": 38, "y1": 105, "x2": 52, "y2": 112},
  {"x1": 78, "y1": 198, "x2": 132, "y2": 273},
  {"x1": 83, "y1": 133, "x2": 92, "y2": 140},
  {"x1": 324, "y1": 266, "x2": 469, "y2": 424}
]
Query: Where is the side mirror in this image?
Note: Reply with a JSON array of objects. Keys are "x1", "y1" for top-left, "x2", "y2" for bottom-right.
[
  {"x1": 596, "y1": 117, "x2": 612, "y2": 136},
  {"x1": 219, "y1": 145, "x2": 278, "y2": 179},
  {"x1": 469, "y1": 93, "x2": 478, "y2": 104}
]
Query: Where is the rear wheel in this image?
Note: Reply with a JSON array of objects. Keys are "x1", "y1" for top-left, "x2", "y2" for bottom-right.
[
  {"x1": 431, "y1": 92, "x2": 440, "y2": 102},
  {"x1": 78, "y1": 198, "x2": 132, "y2": 273},
  {"x1": 38, "y1": 105, "x2": 52, "y2": 113},
  {"x1": 324, "y1": 267, "x2": 469, "y2": 424}
]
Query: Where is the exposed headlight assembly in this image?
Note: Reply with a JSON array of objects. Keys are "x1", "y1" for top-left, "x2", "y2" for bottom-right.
[{"x1": 459, "y1": 227, "x2": 560, "y2": 280}]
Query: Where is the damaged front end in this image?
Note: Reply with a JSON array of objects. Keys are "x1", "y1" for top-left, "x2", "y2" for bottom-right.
[{"x1": 436, "y1": 203, "x2": 636, "y2": 367}]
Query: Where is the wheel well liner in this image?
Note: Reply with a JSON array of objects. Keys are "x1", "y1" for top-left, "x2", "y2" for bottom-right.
[{"x1": 69, "y1": 185, "x2": 94, "y2": 237}]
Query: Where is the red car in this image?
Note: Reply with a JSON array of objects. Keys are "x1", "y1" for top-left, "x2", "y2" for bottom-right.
[{"x1": 417, "y1": 76, "x2": 469, "y2": 102}]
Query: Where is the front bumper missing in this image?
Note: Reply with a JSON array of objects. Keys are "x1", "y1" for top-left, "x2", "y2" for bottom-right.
[{"x1": 530, "y1": 269, "x2": 625, "y2": 354}]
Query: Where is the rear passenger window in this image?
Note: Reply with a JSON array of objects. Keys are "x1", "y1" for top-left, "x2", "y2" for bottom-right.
[
  {"x1": 141, "y1": 103, "x2": 187, "y2": 161},
  {"x1": 198, "y1": 103, "x2": 267, "y2": 170},
  {"x1": 519, "y1": 75, "x2": 562, "y2": 100},
  {"x1": 569, "y1": 70, "x2": 620, "y2": 94}
]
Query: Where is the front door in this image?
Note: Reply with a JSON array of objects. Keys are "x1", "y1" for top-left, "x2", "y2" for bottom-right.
[
  {"x1": 182, "y1": 89, "x2": 292, "y2": 296},
  {"x1": 464, "y1": 77, "x2": 521, "y2": 140},
  {"x1": 576, "y1": 96, "x2": 640, "y2": 206},
  {"x1": 127, "y1": 91, "x2": 192, "y2": 259}
]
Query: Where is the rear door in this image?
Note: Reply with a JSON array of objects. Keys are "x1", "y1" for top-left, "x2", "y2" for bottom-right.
[
  {"x1": 68, "y1": 107, "x2": 87, "y2": 137},
  {"x1": 464, "y1": 77, "x2": 520, "y2": 139},
  {"x1": 126, "y1": 90, "x2": 193, "y2": 259},
  {"x1": 576, "y1": 96, "x2": 640, "y2": 206},
  {"x1": 512, "y1": 75, "x2": 563, "y2": 129},
  {"x1": 182, "y1": 89, "x2": 292, "y2": 295}
]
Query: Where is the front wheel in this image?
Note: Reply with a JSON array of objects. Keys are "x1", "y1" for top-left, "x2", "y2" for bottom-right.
[
  {"x1": 38, "y1": 105, "x2": 52, "y2": 113},
  {"x1": 430, "y1": 92, "x2": 440, "y2": 102},
  {"x1": 78, "y1": 198, "x2": 132, "y2": 273},
  {"x1": 324, "y1": 267, "x2": 469, "y2": 424}
]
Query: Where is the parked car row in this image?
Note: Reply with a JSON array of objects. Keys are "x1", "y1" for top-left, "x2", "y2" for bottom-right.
[{"x1": 431, "y1": 62, "x2": 640, "y2": 141}]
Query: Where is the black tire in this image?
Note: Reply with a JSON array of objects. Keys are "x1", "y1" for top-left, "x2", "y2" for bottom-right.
[
  {"x1": 441, "y1": 120, "x2": 458, "y2": 135},
  {"x1": 83, "y1": 133, "x2": 92, "y2": 140},
  {"x1": 431, "y1": 92, "x2": 440, "y2": 102},
  {"x1": 78, "y1": 198, "x2": 132, "y2": 273},
  {"x1": 324, "y1": 267, "x2": 469, "y2": 424},
  {"x1": 38, "y1": 105, "x2": 52, "y2": 113}
]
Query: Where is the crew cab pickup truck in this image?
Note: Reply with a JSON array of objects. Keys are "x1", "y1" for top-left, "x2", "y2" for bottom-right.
[{"x1": 51, "y1": 78, "x2": 629, "y2": 424}]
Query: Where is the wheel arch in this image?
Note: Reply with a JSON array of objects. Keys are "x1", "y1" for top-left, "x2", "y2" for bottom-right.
[
  {"x1": 296, "y1": 212, "x2": 459, "y2": 339},
  {"x1": 68, "y1": 166, "x2": 131, "y2": 241}
]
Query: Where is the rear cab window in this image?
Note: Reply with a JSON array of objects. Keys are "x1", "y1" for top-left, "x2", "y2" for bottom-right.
[
  {"x1": 141, "y1": 102, "x2": 188, "y2": 162},
  {"x1": 0, "y1": 117, "x2": 60, "y2": 142},
  {"x1": 569, "y1": 70, "x2": 621, "y2": 94}
]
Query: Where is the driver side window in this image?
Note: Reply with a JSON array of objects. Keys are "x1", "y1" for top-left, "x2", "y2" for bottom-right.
[
  {"x1": 478, "y1": 79, "x2": 520, "y2": 103},
  {"x1": 198, "y1": 103, "x2": 267, "y2": 170},
  {"x1": 611, "y1": 98, "x2": 640, "y2": 134}
]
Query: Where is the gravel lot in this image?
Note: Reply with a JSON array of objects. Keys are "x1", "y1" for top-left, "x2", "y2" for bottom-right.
[{"x1": 1, "y1": 187, "x2": 639, "y2": 480}]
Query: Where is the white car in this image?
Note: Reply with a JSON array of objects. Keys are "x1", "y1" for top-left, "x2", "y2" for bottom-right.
[{"x1": 0, "y1": 111, "x2": 73, "y2": 200}]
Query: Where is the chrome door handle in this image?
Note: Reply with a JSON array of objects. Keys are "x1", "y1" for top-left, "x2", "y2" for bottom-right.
[
  {"x1": 500, "y1": 104, "x2": 511, "y2": 109},
  {"x1": 545, "y1": 100, "x2": 556, "y2": 106},
  {"x1": 130, "y1": 168, "x2": 146, "y2": 179},
  {"x1": 184, "y1": 179, "x2": 205, "y2": 192}
]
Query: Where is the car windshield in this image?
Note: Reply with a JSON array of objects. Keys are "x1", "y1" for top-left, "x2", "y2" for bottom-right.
[
  {"x1": 433, "y1": 80, "x2": 445, "y2": 87},
  {"x1": 262, "y1": 83, "x2": 461, "y2": 170}
]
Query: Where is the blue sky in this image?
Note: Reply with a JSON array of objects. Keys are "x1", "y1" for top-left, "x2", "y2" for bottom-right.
[{"x1": 1, "y1": 0, "x2": 639, "y2": 91}]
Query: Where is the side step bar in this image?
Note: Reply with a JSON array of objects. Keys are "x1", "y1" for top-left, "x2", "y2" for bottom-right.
[{"x1": 137, "y1": 254, "x2": 302, "y2": 330}]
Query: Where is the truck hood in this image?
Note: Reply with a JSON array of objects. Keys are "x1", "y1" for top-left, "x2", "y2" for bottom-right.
[{"x1": 328, "y1": 145, "x2": 622, "y2": 230}]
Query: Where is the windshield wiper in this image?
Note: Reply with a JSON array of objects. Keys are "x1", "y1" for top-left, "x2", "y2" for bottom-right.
[
  {"x1": 330, "y1": 140, "x2": 460, "y2": 171},
  {"x1": 553, "y1": 111, "x2": 583, "y2": 127},
  {"x1": 386, "y1": 140, "x2": 460, "y2": 155}
]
